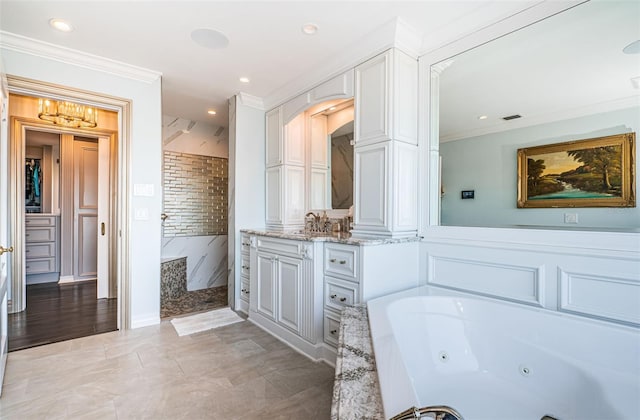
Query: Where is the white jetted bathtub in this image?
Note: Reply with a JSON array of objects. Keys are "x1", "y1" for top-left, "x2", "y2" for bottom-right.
[{"x1": 368, "y1": 287, "x2": 640, "y2": 420}]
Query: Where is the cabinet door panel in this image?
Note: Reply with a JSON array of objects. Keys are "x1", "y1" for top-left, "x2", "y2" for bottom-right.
[
  {"x1": 284, "y1": 113, "x2": 305, "y2": 166},
  {"x1": 277, "y1": 256, "x2": 303, "y2": 334},
  {"x1": 256, "y1": 252, "x2": 276, "y2": 321},
  {"x1": 266, "y1": 108, "x2": 283, "y2": 167},
  {"x1": 355, "y1": 52, "x2": 390, "y2": 145},
  {"x1": 265, "y1": 166, "x2": 282, "y2": 224}
]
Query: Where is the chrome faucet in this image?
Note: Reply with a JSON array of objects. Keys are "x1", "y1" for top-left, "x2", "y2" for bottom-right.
[{"x1": 390, "y1": 405, "x2": 464, "y2": 420}]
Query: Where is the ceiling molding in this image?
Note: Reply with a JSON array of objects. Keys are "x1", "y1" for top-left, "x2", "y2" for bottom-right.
[
  {"x1": 392, "y1": 17, "x2": 423, "y2": 59},
  {"x1": 440, "y1": 96, "x2": 640, "y2": 143},
  {"x1": 237, "y1": 92, "x2": 264, "y2": 110},
  {"x1": 0, "y1": 31, "x2": 161, "y2": 84}
]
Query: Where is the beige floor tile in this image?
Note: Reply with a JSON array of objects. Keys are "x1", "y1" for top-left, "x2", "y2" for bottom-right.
[{"x1": 0, "y1": 319, "x2": 335, "y2": 420}]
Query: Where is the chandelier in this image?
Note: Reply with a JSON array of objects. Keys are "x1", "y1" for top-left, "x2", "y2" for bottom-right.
[{"x1": 38, "y1": 99, "x2": 98, "y2": 128}]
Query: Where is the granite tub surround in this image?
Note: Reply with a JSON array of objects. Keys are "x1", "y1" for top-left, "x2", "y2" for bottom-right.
[
  {"x1": 240, "y1": 229, "x2": 422, "y2": 246},
  {"x1": 162, "y1": 235, "x2": 228, "y2": 290},
  {"x1": 331, "y1": 305, "x2": 383, "y2": 420}
]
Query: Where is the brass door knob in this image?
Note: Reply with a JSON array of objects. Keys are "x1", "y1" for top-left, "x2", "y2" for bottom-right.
[{"x1": 0, "y1": 246, "x2": 14, "y2": 256}]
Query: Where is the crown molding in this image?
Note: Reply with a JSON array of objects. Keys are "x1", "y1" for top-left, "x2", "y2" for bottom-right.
[
  {"x1": 393, "y1": 17, "x2": 423, "y2": 59},
  {"x1": 0, "y1": 31, "x2": 161, "y2": 84},
  {"x1": 237, "y1": 92, "x2": 264, "y2": 110}
]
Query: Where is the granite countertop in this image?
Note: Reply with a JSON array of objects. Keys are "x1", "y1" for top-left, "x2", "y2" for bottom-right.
[
  {"x1": 241, "y1": 229, "x2": 422, "y2": 246},
  {"x1": 331, "y1": 305, "x2": 384, "y2": 420}
]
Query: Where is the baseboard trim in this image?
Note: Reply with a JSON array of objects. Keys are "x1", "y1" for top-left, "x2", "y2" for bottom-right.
[
  {"x1": 58, "y1": 275, "x2": 96, "y2": 284},
  {"x1": 131, "y1": 314, "x2": 161, "y2": 329}
]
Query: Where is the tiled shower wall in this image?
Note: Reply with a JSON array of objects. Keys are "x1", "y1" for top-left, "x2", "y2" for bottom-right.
[
  {"x1": 162, "y1": 151, "x2": 228, "y2": 236},
  {"x1": 162, "y1": 149, "x2": 228, "y2": 291}
]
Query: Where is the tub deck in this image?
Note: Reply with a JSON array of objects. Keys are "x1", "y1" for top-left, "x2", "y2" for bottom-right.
[{"x1": 330, "y1": 305, "x2": 384, "y2": 419}]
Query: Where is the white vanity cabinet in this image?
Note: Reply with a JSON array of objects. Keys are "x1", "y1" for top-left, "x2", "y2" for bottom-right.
[
  {"x1": 249, "y1": 235, "x2": 323, "y2": 353},
  {"x1": 352, "y1": 48, "x2": 419, "y2": 238},
  {"x1": 265, "y1": 110, "x2": 306, "y2": 231},
  {"x1": 322, "y1": 240, "x2": 421, "y2": 359},
  {"x1": 238, "y1": 233, "x2": 251, "y2": 313}
]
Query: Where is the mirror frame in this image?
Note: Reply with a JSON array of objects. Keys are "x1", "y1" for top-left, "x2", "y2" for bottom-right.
[{"x1": 417, "y1": 0, "x2": 585, "y2": 236}]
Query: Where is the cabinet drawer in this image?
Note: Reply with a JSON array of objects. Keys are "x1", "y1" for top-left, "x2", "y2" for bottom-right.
[
  {"x1": 325, "y1": 276, "x2": 358, "y2": 311},
  {"x1": 240, "y1": 276, "x2": 250, "y2": 303},
  {"x1": 25, "y1": 242, "x2": 56, "y2": 259},
  {"x1": 241, "y1": 234, "x2": 250, "y2": 253},
  {"x1": 324, "y1": 244, "x2": 358, "y2": 280},
  {"x1": 257, "y1": 236, "x2": 307, "y2": 258},
  {"x1": 25, "y1": 227, "x2": 56, "y2": 243},
  {"x1": 26, "y1": 258, "x2": 55, "y2": 274},
  {"x1": 241, "y1": 254, "x2": 250, "y2": 277},
  {"x1": 25, "y1": 216, "x2": 56, "y2": 227},
  {"x1": 324, "y1": 311, "x2": 341, "y2": 347}
]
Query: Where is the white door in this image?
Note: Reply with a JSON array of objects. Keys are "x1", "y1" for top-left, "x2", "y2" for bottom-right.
[
  {"x1": 73, "y1": 139, "x2": 98, "y2": 282},
  {"x1": 96, "y1": 137, "x2": 110, "y2": 299},
  {"x1": 0, "y1": 71, "x2": 11, "y2": 394}
]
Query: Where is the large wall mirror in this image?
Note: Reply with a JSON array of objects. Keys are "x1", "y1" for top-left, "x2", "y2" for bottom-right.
[
  {"x1": 432, "y1": 0, "x2": 639, "y2": 230},
  {"x1": 308, "y1": 99, "x2": 354, "y2": 211}
]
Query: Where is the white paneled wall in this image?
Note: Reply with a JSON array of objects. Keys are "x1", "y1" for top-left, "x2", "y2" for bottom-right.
[{"x1": 420, "y1": 227, "x2": 640, "y2": 327}]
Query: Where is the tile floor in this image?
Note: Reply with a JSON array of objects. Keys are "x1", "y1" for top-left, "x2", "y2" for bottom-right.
[{"x1": 0, "y1": 318, "x2": 335, "y2": 419}]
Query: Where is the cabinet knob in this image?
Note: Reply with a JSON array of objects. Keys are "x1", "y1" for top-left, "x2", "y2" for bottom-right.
[
  {"x1": 339, "y1": 260, "x2": 346, "y2": 265},
  {"x1": 339, "y1": 297, "x2": 347, "y2": 302},
  {"x1": 329, "y1": 258, "x2": 336, "y2": 263},
  {"x1": 330, "y1": 294, "x2": 337, "y2": 299},
  {"x1": 330, "y1": 329, "x2": 337, "y2": 335}
]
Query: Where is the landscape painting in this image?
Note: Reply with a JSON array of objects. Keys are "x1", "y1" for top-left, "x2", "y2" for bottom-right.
[{"x1": 517, "y1": 133, "x2": 636, "y2": 208}]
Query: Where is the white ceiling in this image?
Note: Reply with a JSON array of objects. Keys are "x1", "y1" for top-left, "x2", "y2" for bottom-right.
[
  {"x1": 437, "y1": 0, "x2": 640, "y2": 141},
  {"x1": 0, "y1": 0, "x2": 540, "y2": 128}
]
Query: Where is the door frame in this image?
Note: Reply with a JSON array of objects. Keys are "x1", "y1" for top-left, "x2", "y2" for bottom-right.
[{"x1": 6, "y1": 75, "x2": 132, "y2": 329}]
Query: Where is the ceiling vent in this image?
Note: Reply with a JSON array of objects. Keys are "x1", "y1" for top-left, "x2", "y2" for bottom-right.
[{"x1": 502, "y1": 114, "x2": 522, "y2": 121}]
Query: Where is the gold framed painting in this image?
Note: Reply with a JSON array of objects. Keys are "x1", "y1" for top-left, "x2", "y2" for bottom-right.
[{"x1": 517, "y1": 133, "x2": 636, "y2": 208}]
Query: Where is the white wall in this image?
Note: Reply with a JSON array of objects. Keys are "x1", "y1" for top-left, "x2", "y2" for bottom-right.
[
  {"x1": 2, "y1": 47, "x2": 163, "y2": 328},
  {"x1": 440, "y1": 106, "x2": 640, "y2": 229},
  {"x1": 228, "y1": 95, "x2": 265, "y2": 308}
]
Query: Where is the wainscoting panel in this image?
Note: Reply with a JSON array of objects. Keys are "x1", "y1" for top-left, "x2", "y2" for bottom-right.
[
  {"x1": 559, "y1": 269, "x2": 640, "y2": 326},
  {"x1": 427, "y1": 254, "x2": 544, "y2": 306},
  {"x1": 420, "y1": 227, "x2": 640, "y2": 327}
]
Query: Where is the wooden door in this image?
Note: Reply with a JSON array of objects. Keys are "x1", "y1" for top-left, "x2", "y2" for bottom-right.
[{"x1": 73, "y1": 139, "x2": 98, "y2": 281}]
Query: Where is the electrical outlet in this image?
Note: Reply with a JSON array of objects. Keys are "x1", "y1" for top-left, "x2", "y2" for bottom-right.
[{"x1": 564, "y1": 213, "x2": 578, "y2": 224}]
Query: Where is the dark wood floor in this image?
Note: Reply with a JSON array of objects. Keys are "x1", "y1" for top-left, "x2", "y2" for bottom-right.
[{"x1": 8, "y1": 280, "x2": 118, "y2": 352}]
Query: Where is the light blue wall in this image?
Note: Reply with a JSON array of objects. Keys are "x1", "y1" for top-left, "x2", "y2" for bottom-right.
[{"x1": 440, "y1": 106, "x2": 639, "y2": 229}]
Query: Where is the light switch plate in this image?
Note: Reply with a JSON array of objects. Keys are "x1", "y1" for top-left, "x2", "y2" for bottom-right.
[
  {"x1": 133, "y1": 184, "x2": 154, "y2": 197},
  {"x1": 135, "y1": 208, "x2": 150, "y2": 220},
  {"x1": 564, "y1": 213, "x2": 578, "y2": 224}
]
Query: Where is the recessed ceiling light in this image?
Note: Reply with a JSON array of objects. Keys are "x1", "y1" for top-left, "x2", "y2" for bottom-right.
[
  {"x1": 301, "y1": 23, "x2": 318, "y2": 35},
  {"x1": 191, "y1": 28, "x2": 229, "y2": 50},
  {"x1": 208, "y1": 110, "x2": 217, "y2": 115},
  {"x1": 239, "y1": 77, "x2": 250, "y2": 83},
  {"x1": 477, "y1": 115, "x2": 488, "y2": 120},
  {"x1": 49, "y1": 18, "x2": 73, "y2": 32}
]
